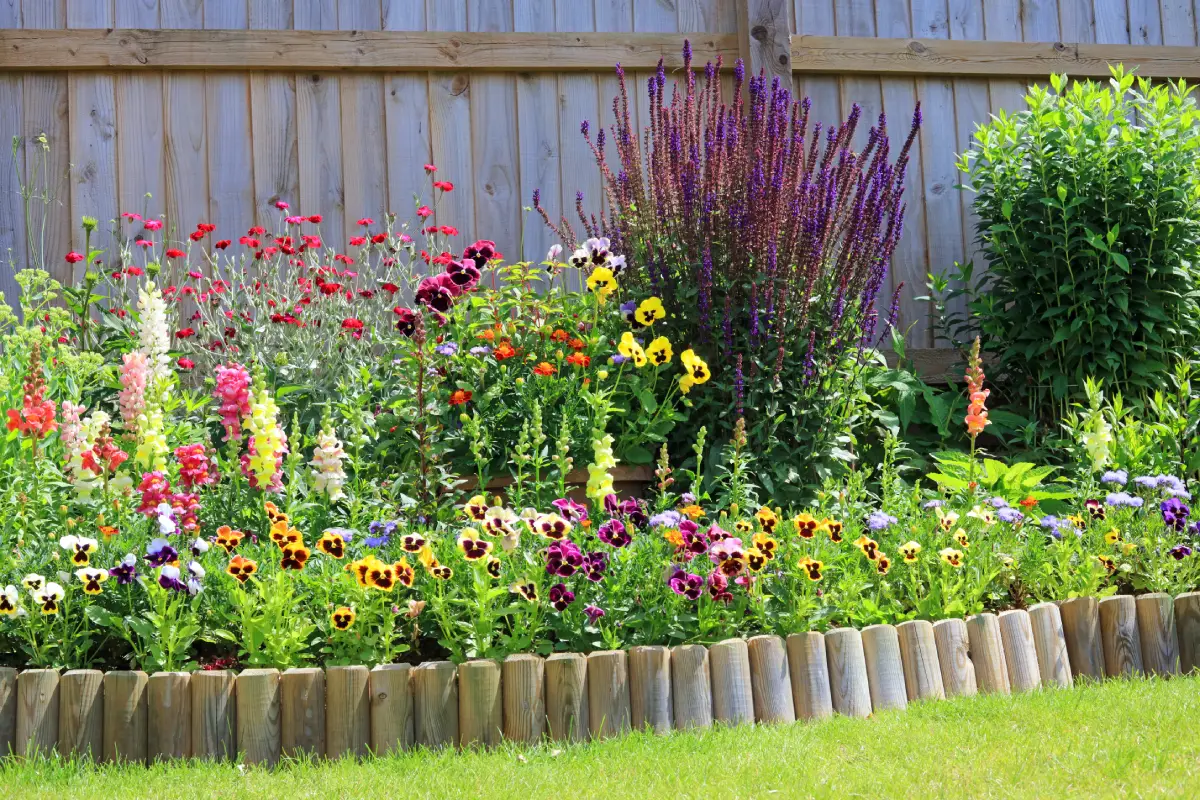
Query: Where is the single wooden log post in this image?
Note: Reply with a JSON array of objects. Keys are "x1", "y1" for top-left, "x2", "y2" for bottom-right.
[
  {"x1": 501, "y1": 655, "x2": 544, "y2": 744},
  {"x1": 369, "y1": 664, "x2": 413, "y2": 755},
  {"x1": 458, "y1": 660, "x2": 502, "y2": 749},
  {"x1": 236, "y1": 669, "x2": 281, "y2": 767},
  {"x1": 932, "y1": 619, "x2": 977, "y2": 698},
  {"x1": 997, "y1": 610, "x2": 1041, "y2": 693},
  {"x1": 1028, "y1": 603, "x2": 1072, "y2": 688},
  {"x1": 587, "y1": 650, "x2": 631, "y2": 739},
  {"x1": 16, "y1": 669, "x2": 59, "y2": 757},
  {"x1": 1060, "y1": 597, "x2": 1105, "y2": 681},
  {"x1": 966, "y1": 614, "x2": 1011, "y2": 695},
  {"x1": 0, "y1": 668, "x2": 16, "y2": 757},
  {"x1": 709, "y1": 639, "x2": 755, "y2": 726},
  {"x1": 670, "y1": 645, "x2": 713, "y2": 730},
  {"x1": 1175, "y1": 592, "x2": 1200, "y2": 674},
  {"x1": 413, "y1": 661, "x2": 458, "y2": 750},
  {"x1": 629, "y1": 646, "x2": 673, "y2": 733},
  {"x1": 147, "y1": 672, "x2": 191, "y2": 761},
  {"x1": 1099, "y1": 595, "x2": 1144, "y2": 678},
  {"x1": 280, "y1": 667, "x2": 325, "y2": 759},
  {"x1": 746, "y1": 635, "x2": 795, "y2": 724},
  {"x1": 824, "y1": 628, "x2": 872, "y2": 718},
  {"x1": 785, "y1": 632, "x2": 833, "y2": 720},
  {"x1": 190, "y1": 670, "x2": 236, "y2": 761},
  {"x1": 1136, "y1": 593, "x2": 1178, "y2": 677},
  {"x1": 58, "y1": 669, "x2": 103, "y2": 759},
  {"x1": 861, "y1": 624, "x2": 908, "y2": 712},
  {"x1": 896, "y1": 620, "x2": 944, "y2": 702},
  {"x1": 102, "y1": 671, "x2": 147, "y2": 764},
  {"x1": 326, "y1": 665, "x2": 369, "y2": 759},
  {"x1": 545, "y1": 653, "x2": 588, "y2": 743},
  {"x1": 737, "y1": 0, "x2": 794, "y2": 87}
]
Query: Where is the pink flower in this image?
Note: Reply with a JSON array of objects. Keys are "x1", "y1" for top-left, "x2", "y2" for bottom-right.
[
  {"x1": 417, "y1": 206, "x2": 432, "y2": 218},
  {"x1": 212, "y1": 362, "x2": 252, "y2": 442},
  {"x1": 424, "y1": 164, "x2": 437, "y2": 173},
  {"x1": 118, "y1": 351, "x2": 148, "y2": 431},
  {"x1": 143, "y1": 219, "x2": 164, "y2": 232},
  {"x1": 65, "y1": 252, "x2": 84, "y2": 264},
  {"x1": 275, "y1": 200, "x2": 290, "y2": 210}
]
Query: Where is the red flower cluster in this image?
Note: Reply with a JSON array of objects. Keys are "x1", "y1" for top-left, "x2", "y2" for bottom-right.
[
  {"x1": 175, "y1": 443, "x2": 219, "y2": 489},
  {"x1": 5, "y1": 345, "x2": 57, "y2": 442}
]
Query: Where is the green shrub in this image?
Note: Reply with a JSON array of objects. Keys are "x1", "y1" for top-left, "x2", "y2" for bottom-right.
[{"x1": 947, "y1": 67, "x2": 1200, "y2": 420}]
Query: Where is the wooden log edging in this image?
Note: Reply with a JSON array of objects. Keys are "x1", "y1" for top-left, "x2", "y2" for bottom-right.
[{"x1": 4, "y1": 592, "x2": 1198, "y2": 764}]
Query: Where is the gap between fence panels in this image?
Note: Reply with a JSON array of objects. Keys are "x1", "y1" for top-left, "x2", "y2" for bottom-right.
[{"x1": 3, "y1": 590, "x2": 1198, "y2": 764}]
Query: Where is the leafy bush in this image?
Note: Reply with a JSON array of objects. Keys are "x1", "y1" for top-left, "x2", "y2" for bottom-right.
[{"x1": 950, "y1": 67, "x2": 1200, "y2": 419}]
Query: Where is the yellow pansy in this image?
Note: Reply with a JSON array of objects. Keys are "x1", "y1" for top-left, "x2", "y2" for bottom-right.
[{"x1": 635, "y1": 297, "x2": 666, "y2": 326}]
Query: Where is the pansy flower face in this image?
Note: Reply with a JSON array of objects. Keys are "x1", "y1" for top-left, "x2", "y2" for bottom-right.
[
  {"x1": 226, "y1": 555, "x2": 258, "y2": 583},
  {"x1": 950, "y1": 527, "x2": 969, "y2": 548},
  {"x1": 534, "y1": 513, "x2": 572, "y2": 540},
  {"x1": 936, "y1": 507, "x2": 959, "y2": 531},
  {"x1": 317, "y1": 531, "x2": 346, "y2": 559},
  {"x1": 900, "y1": 541, "x2": 922, "y2": 562},
  {"x1": 401, "y1": 532, "x2": 427, "y2": 553},
  {"x1": 548, "y1": 583, "x2": 575, "y2": 612},
  {"x1": 1096, "y1": 554, "x2": 1117, "y2": 574},
  {"x1": 876, "y1": 554, "x2": 891, "y2": 575},
  {"x1": 145, "y1": 538, "x2": 178, "y2": 567},
  {"x1": 458, "y1": 533, "x2": 493, "y2": 560},
  {"x1": 33, "y1": 583, "x2": 64, "y2": 615},
  {"x1": 967, "y1": 505, "x2": 996, "y2": 527},
  {"x1": 264, "y1": 500, "x2": 289, "y2": 526},
  {"x1": 60, "y1": 535, "x2": 99, "y2": 566},
  {"x1": 0, "y1": 585, "x2": 20, "y2": 615},
  {"x1": 734, "y1": 520, "x2": 753, "y2": 535},
  {"x1": 76, "y1": 567, "x2": 108, "y2": 595},
  {"x1": 752, "y1": 533, "x2": 777, "y2": 560},
  {"x1": 486, "y1": 557, "x2": 502, "y2": 579},
  {"x1": 854, "y1": 535, "x2": 879, "y2": 561},
  {"x1": 215, "y1": 525, "x2": 244, "y2": 553},
  {"x1": 939, "y1": 548, "x2": 963, "y2": 568},
  {"x1": 586, "y1": 266, "x2": 616, "y2": 297},
  {"x1": 511, "y1": 580, "x2": 538, "y2": 602},
  {"x1": 1104, "y1": 528, "x2": 1121, "y2": 545},
  {"x1": 331, "y1": 607, "x2": 355, "y2": 631},
  {"x1": 109, "y1": 554, "x2": 137, "y2": 585},
  {"x1": 709, "y1": 538, "x2": 747, "y2": 577},
  {"x1": 746, "y1": 548, "x2": 768, "y2": 572},
  {"x1": 552, "y1": 497, "x2": 588, "y2": 522},
  {"x1": 618, "y1": 332, "x2": 647, "y2": 367},
  {"x1": 482, "y1": 507, "x2": 517, "y2": 536},
  {"x1": 349, "y1": 556, "x2": 377, "y2": 587},
  {"x1": 823, "y1": 518, "x2": 844, "y2": 542},
  {"x1": 270, "y1": 521, "x2": 302, "y2": 549},
  {"x1": 635, "y1": 297, "x2": 666, "y2": 326},
  {"x1": 280, "y1": 545, "x2": 310, "y2": 571},
  {"x1": 367, "y1": 563, "x2": 397, "y2": 591},
  {"x1": 793, "y1": 513, "x2": 818, "y2": 539},
  {"x1": 465, "y1": 495, "x2": 489, "y2": 522},
  {"x1": 756, "y1": 507, "x2": 779, "y2": 534},
  {"x1": 645, "y1": 337, "x2": 672, "y2": 365},
  {"x1": 680, "y1": 349, "x2": 711, "y2": 383},
  {"x1": 22, "y1": 573, "x2": 45, "y2": 593},
  {"x1": 799, "y1": 557, "x2": 823, "y2": 581},
  {"x1": 431, "y1": 564, "x2": 453, "y2": 580},
  {"x1": 1085, "y1": 498, "x2": 1106, "y2": 521}
]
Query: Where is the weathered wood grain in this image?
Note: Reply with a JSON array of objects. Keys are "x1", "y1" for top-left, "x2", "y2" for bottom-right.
[
  {"x1": 1060, "y1": 597, "x2": 1106, "y2": 681},
  {"x1": 413, "y1": 661, "x2": 458, "y2": 750},
  {"x1": 326, "y1": 665, "x2": 369, "y2": 759},
  {"x1": 932, "y1": 618, "x2": 977, "y2": 698},
  {"x1": 236, "y1": 669, "x2": 281, "y2": 767},
  {"x1": 747, "y1": 635, "x2": 796, "y2": 724},
  {"x1": 861, "y1": 624, "x2": 908, "y2": 712},
  {"x1": 16, "y1": 669, "x2": 59, "y2": 757},
  {"x1": 709, "y1": 639, "x2": 755, "y2": 726},
  {"x1": 458, "y1": 660, "x2": 502, "y2": 748},
  {"x1": 190, "y1": 670, "x2": 236, "y2": 761},
  {"x1": 785, "y1": 632, "x2": 833, "y2": 720},
  {"x1": 587, "y1": 650, "x2": 631, "y2": 739},
  {"x1": 670, "y1": 644, "x2": 713, "y2": 730},
  {"x1": 58, "y1": 669, "x2": 103, "y2": 760},
  {"x1": 966, "y1": 613, "x2": 1011, "y2": 695},
  {"x1": 369, "y1": 664, "x2": 414, "y2": 755},
  {"x1": 1099, "y1": 595, "x2": 1144, "y2": 678},
  {"x1": 501, "y1": 654, "x2": 545, "y2": 743},
  {"x1": 998, "y1": 610, "x2": 1041, "y2": 693},
  {"x1": 280, "y1": 667, "x2": 325, "y2": 758},
  {"x1": 1029, "y1": 602, "x2": 1072, "y2": 688},
  {"x1": 896, "y1": 620, "x2": 945, "y2": 702},
  {"x1": 1136, "y1": 593, "x2": 1178, "y2": 677},
  {"x1": 147, "y1": 672, "x2": 191, "y2": 761},
  {"x1": 629, "y1": 645, "x2": 673, "y2": 733},
  {"x1": 545, "y1": 653, "x2": 589, "y2": 743},
  {"x1": 824, "y1": 628, "x2": 872, "y2": 717}
]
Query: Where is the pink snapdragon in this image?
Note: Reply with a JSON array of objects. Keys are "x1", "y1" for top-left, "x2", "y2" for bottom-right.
[
  {"x1": 213, "y1": 363, "x2": 252, "y2": 441},
  {"x1": 118, "y1": 352, "x2": 148, "y2": 432},
  {"x1": 136, "y1": 471, "x2": 172, "y2": 515},
  {"x1": 175, "y1": 443, "x2": 219, "y2": 488}
]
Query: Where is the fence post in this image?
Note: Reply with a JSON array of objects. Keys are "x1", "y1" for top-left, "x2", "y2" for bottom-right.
[
  {"x1": 237, "y1": 669, "x2": 282, "y2": 767},
  {"x1": 413, "y1": 661, "x2": 458, "y2": 750},
  {"x1": 785, "y1": 632, "x2": 833, "y2": 720},
  {"x1": 280, "y1": 667, "x2": 325, "y2": 759},
  {"x1": 824, "y1": 628, "x2": 872, "y2": 718},
  {"x1": 190, "y1": 670, "x2": 236, "y2": 761},
  {"x1": 629, "y1": 646, "x2": 673, "y2": 733},
  {"x1": 458, "y1": 660, "x2": 502, "y2": 749},
  {"x1": 1135, "y1": 593, "x2": 1178, "y2": 676},
  {"x1": 102, "y1": 671, "x2": 147, "y2": 764},
  {"x1": 545, "y1": 653, "x2": 588, "y2": 743},
  {"x1": 501, "y1": 655, "x2": 544, "y2": 744},
  {"x1": 861, "y1": 624, "x2": 908, "y2": 712},
  {"x1": 932, "y1": 619, "x2": 977, "y2": 698},
  {"x1": 709, "y1": 639, "x2": 755, "y2": 725},
  {"x1": 369, "y1": 664, "x2": 413, "y2": 755},
  {"x1": 747, "y1": 635, "x2": 796, "y2": 724},
  {"x1": 1099, "y1": 595, "x2": 1143, "y2": 678},
  {"x1": 58, "y1": 669, "x2": 103, "y2": 759},
  {"x1": 896, "y1": 620, "x2": 945, "y2": 702},
  {"x1": 997, "y1": 610, "x2": 1041, "y2": 693},
  {"x1": 1175, "y1": 592, "x2": 1200, "y2": 674},
  {"x1": 327, "y1": 665, "x2": 370, "y2": 759},
  {"x1": 736, "y1": 0, "x2": 793, "y2": 86},
  {"x1": 1060, "y1": 597, "x2": 1105, "y2": 681},
  {"x1": 966, "y1": 614, "x2": 1011, "y2": 695},
  {"x1": 147, "y1": 672, "x2": 191, "y2": 762},
  {"x1": 670, "y1": 644, "x2": 713, "y2": 730},
  {"x1": 1028, "y1": 602, "x2": 1072, "y2": 688},
  {"x1": 587, "y1": 650, "x2": 631, "y2": 739},
  {"x1": 0, "y1": 668, "x2": 15, "y2": 757},
  {"x1": 16, "y1": 669, "x2": 59, "y2": 757}
]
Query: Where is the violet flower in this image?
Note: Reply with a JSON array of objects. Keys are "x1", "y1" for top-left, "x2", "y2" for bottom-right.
[
  {"x1": 597, "y1": 519, "x2": 632, "y2": 548},
  {"x1": 584, "y1": 604, "x2": 606, "y2": 624},
  {"x1": 109, "y1": 553, "x2": 138, "y2": 585},
  {"x1": 548, "y1": 583, "x2": 575, "y2": 612},
  {"x1": 145, "y1": 538, "x2": 178, "y2": 567},
  {"x1": 1162, "y1": 498, "x2": 1190, "y2": 532}
]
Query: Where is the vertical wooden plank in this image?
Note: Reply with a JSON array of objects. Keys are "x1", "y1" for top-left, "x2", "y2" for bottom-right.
[
  {"x1": 861, "y1": 624, "x2": 908, "y2": 712},
  {"x1": 249, "y1": 0, "x2": 301, "y2": 225},
  {"x1": 979, "y1": 0, "x2": 1018, "y2": 40},
  {"x1": 932, "y1": 618, "x2": 977, "y2": 697},
  {"x1": 794, "y1": 1, "x2": 841, "y2": 129},
  {"x1": 747, "y1": 635, "x2": 796, "y2": 724},
  {"x1": 595, "y1": 0, "x2": 638, "y2": 201},
  {"x1": 833, "y1": 0, "x2": 883, "y2": 154},
  {"x1": 114, "y1": 0, "x2": 165, "y2": 227},
  {"x1": 670, "y1": 644, "x2": 713, "y2": 730},
  {"x1": 1090, "y1": 0, "x2": 1129, "y2": 43},
  {"x1": 633, "y1": 0, "x2": 674, "y2": 170},
  {"x1": 896, "y1": 620, "x2": 945, "y2": 702},
  {"x1": 58, "y1": 670, "x2": 103, "y2": 759},
  {"x1": 383, "y1": 0, "x2": 431, "y2": 222},
  {"x1": 545, "y1": 653, "x2": 589, "y2": 743},
  {"x1": 205, "y1": 0, "x2": 256, "y2": 243},
  {"x1": 824, "y1": 628, "x2": 872, "y2": 718},
  {"x1": 66, "y1": 0, "x2": 118, "y2": 260},
  {"x1": 515, "y1": 0, "x2": 561, "y2": 264},
  {"x1": 682, "y1": 0, "x2": 739, "y2": 31},
  {"x1": 1127, "y1": 0, "x2": 1163, "y2": 44},
  {"x1": 0, "y1": 58, "x2": 25, "y2": 285},
  {"x1": 1059, "y1": 0, "x2": 1097, "y2": 41},
  {"x1": 427, "y1": 0, "x2": 475, "y2": 246},
  {"x1": 709, "y1": 639, "x2": 755, "y2": 725},
  {"x1": 102, "y1": 671, "x2": 148, "y2": 764},
  {"x1": 738, "y1": 0, "x2": 793, "y2": 87},
  {"x1": 1029, "y1": 602, "x2": 1073, "y2": 688},
  {"x1": 966, "y1": 613, "x2": 1011, "y2": 695},
  {"x1": 295, "y1": 0, "x2": 345, "y2": 245},
  {"x1": 339, "y1": 0, "x2": 388, "y2": 236},
  {"x1": 147, "y1": 672, "x2": 191, "y2": 761},
  {"x1": 1021, "y1": 0, "x2": 1062, "y2": 40},
  {"x1": 587, "y1": 650, "x2": 631, "y2": 739},
  {"x1": 327, "y1": 665, "x2": 370, "y2": 759},
  {"x1": 280, "y1": 667, "x2": 326, "y2": 758},
  {"x1": 953, "y1": 0, "x2": 995, "y2": 313},
  {"x1": 16, "y1": 669, "x2": 59, "y2": 757},
  {"x1": 629, "y1": 645, "x2": 673, "y2": 733},
  {"x1": 0, "y1": 668, "x2": 16, "y2": 756},
  {"x1": 501, "y1": 654, "x2": 545, "y2": 743},
  {"x1": 555, "y1": 0, "x2": 600, "y2": 264},
  {"x1": 237, "y1": 669, "x2": 282, "y2": 767},
  {"x1": 162, "y1": 0, "x2": 209, "y2": 238},
  {"x1": 458, "y1": 660, "x2": 502, "y2": 748},
  {"x1": 998, "y1": 610, "x2": 1042, "y2": 693},
  {"x1": 1177, "y1": 592, "x2": 1200, "y2": 674},
  {"x1": 1159, "y1": 0, "x2": 1197, "y2": 45},
  {"x1": 634, "y1": 0, "x2": 679, "y2": 32},
  {"x1": 1060, "y1": 597, "x2": 1106, "y2": 681},
  {"x1": 190, "y1": 670, "x2": 236, "y2": 761},
  {"x1": 1099, "y1": 595, "x2": 1144, "y2": 678},
  {"x1": 369, "y1": 664, "x2": 414, "y2": 755},
  {"x1": 413, "y1": 661, "x2": 458, "y2": 750},
  {"x1": 1136, "y1": 593, "x2": 1179, "y2": 677},
  {"x1": 785, "y1": 632, "x2": 833, "y2": 720}
]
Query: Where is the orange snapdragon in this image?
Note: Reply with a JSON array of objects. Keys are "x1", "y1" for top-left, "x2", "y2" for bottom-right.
[{"x1": 964, "y1": 337, "x2": 990, "y2": 438}]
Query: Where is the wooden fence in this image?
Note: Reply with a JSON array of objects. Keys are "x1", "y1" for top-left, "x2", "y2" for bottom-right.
[
  {"x1": 0, "y1": 0, "x2": 1196, "y2": 355},
  {"x1": 3, "y1": 590, "x2": 1199, "y2": 763}
]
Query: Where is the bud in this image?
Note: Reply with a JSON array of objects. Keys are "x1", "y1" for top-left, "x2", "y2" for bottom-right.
[
  {"x1": 730, "y1": 503, "x2": 739, "y2": 516},
  {"x1": 84, "y1": 271, "x2": 100, "y2": 284},
  {"x1": 81, "y1": 215, "x2": 98, "y2": 233},
  {"x1": 274, "y1": 351, "x2": 289, "y2": 367},
  {"x1": 515, "y1": 377, "x2": 525, "y2": 386},
  {"x1": 459, "y1": 413, "x2": 469, "y2": 423},
  {"x1": 597, "y1": 369, "x2": 609, "y2": 380},
  {"x1": 146, "y1": 261, "x2": 161, "y2": 277}
]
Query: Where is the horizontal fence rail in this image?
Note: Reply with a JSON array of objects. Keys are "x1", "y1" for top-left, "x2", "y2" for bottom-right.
[
  {"x1": 2, "y1": 30, "x2": 1199, "y2": 78},
  {"x1": 2, "y1": 591, "x2": 1198, "y2": 764}
]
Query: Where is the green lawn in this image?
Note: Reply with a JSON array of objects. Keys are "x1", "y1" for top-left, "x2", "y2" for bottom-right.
[{"x1": 3, "y1": 677, "x2": 1197, "y2": 799}]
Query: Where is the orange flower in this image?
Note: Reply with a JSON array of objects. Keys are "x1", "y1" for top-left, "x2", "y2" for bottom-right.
[
  {"x1": 493, "y1": 340, "x2": 517, "y2": 360},
  {"x1": 533, "y1": 362, "x2": 556, "y2": 377},
  {"x1": 568, "y1": 338, "x2": 586, "y2": 351},
  {"x1": 226, "y1": 555, "x2": 258, "y2": 583},
  {"x1": 280, "y1": 544, "x2": 310, "y2": 570},
  {"x1": 964, "y1": 336, "x2": 990, "y2": 437},
  {"x1": 99, "y1": 525, "x2": 119, "y2": 538},
  {"x1": 449, "y1": 389, "x2": 473, "y2": 406},
  {"x1": 215, "y1": 525, "x2": 245, "y2": 553},
  {"x1": 566, "y1": 352, "x2": 591, "y2": 368},
  {"x1": 477, "y1": 328, "x2": 496, "y2": 341},
  {"x1": 550, "y1": 328, "x2": 570, "y2": 343},
  {"x1": 1019, "y1": 496, "x2": 1038, "y2": 510}
]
